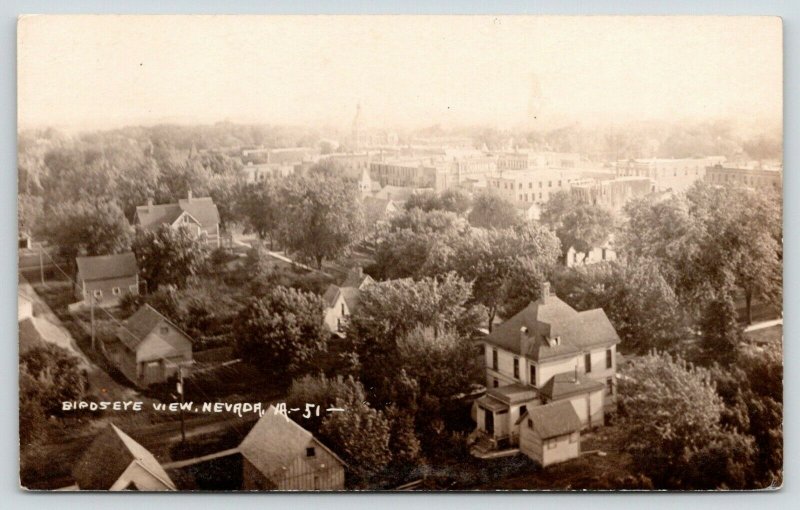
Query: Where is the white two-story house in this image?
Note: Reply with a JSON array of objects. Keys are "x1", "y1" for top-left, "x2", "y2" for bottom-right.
[{"x1": 473, "y1": 282, "x2": 620, "y2": 460}]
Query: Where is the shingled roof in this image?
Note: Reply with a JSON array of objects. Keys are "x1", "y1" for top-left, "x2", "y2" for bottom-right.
[
  {"x1": 76, "y1": 252, "x2": 138, "y2": 282},
  {"x1": 524, "y1": 400, "x2": 582, "y2": 440},
  {"x1": 485, "y1": 284, "x2": 619, "y2": 361},
  {"x1": 116, "y1": 304, "x2": 191, "y2": 351},
  {"x1": 540, "y1": 371, "x2": 606, "y2": 401},
  {"x1": 72, "y1": 424, "x2": 176, "y2": 490},
  {"x1": 135, "y1": 194, "x2": 219, "y2": 232},
  {"x1": 239, "y1": 406, "x2": 346, "y2": 481}
]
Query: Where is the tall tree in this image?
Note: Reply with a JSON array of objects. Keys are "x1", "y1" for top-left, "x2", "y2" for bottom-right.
[
  {"x1": 541, "y1": 190, "x2": 616, "y2": 259},
  {"x1": 618, "y1": 351, "x2": 755, "y2": 489},
  {"x1": 279, "y1": 175, "x2": 365, "y2": 269},
  {"x1": 39, "y1": 199, "x2": 132, "y2": 273},
  {"x1": 319, "y1": 382, "x2": 392, "y2": 488},
  {"x1": 454, "y1": 224, "x2": 560, "y2": 329},
  {"x1": 236, "y1": 180, "x2": 283, "y2": 248},
  {"x1": 131, "y1": 224, "x2": 208, "y2": 290},
  {"x1": 234, "y1": 286, "x2": 329, "y2": 379},
  {"x1": 467, "y1": 190, "x2": 520, "y2": 229}
]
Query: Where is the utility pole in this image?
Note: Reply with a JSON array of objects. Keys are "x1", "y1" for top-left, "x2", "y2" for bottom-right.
[
  {"x1": 90, "y1": 294, "x2": 96, "y2": 351},
  {"x1": 38, "y1": 245, "x2": 45, "y2": 286},
  {"x1": 177, "y1": 365, "x2": 186, "y2": 442}
]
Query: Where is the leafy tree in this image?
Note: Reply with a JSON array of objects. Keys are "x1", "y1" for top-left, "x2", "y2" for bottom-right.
[
  {"x1": 371, "y1": 227, "x2": 462, "y2": 281},
  {"x1": 132, "y1": 225, "x2": 208, "y2": 290},
  {"x1": 20, "y1": 344, "x2": 89, "y2": 414},
  {"x1": 622, "y1": 183, "x2": 782, "y2": 323},
  {"x1": 319, "y1": 381, "x2": 392, "y2": 487},
  {"x1": 206, "y1": 173, "x2": 243, "y2": 232},
  {"x1": 236, "y1": 180, "x2": 283, "y2": 248},
  {"x1": 40, "y1": 147, "x2": 115, "y2": 204},
  {"x1": 404, "y1": 189, "x2": 472, "y2": 215},
  {"x1": 541, "y1": 190, "x2": 616, "y2": 259},
  {"x1": 395, "y1": 327, "x2": 483, "y2": 414},
  {"x1": 453, "y1": 224, "x2": 560, "y2": 329},
  {"x1": 287, "y1": 374, "x2": 365, "y2": 435},
  {"x1": 18, "y1": 193, "x2": 43, "y2": 237},
  {"x1": 20, "y1": 372, "x2": 49, "y2": 446},
  {"x1": 551, "y1": 259, "x2": 690, "y2": 354},
  {"x1": 389, "y1": 208, "x2": 467, "y2": 235},
  {"x1": 618, "y1": 351, "x2": 755, "y2": 489},
  {"x1": 234, "y1": 286, "x2": 328, "y2": 379},
  {"x1": 279, "y1": 175, "x2": 365, "y2": 268},
  {"x1": 708, "y1": 345, "x2": 782, "y2": 488},
  {"x1": 467, "y1": 190, "x2": 520, "y2": 229},
  {"x1": 700, "y1": 292, "x2": 743, "y2": 365},
  {"x1": 346, "y1": 273, "x2": 483, "y2": 406},
  {"x1": 38, "y1": 199, "x2": 132, "y2": 273}
]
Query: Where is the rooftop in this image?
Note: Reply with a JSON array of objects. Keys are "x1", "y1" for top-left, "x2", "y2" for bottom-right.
[{"x1": 76, "y1": 252, "x2": 138, "y2": 282}]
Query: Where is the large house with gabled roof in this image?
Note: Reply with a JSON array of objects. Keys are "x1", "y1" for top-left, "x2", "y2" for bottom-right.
[
  {"x1": 473, "y1": 282, "x2": 619, "y2": 462},
  {"x1": 133, "y1": 191, "x2": 220, "y2": 248}
]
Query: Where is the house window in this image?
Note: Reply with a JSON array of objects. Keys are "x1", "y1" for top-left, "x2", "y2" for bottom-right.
[
  {"x1": 160, "y1": 326, "x2": 169, "y2": 335},
  {"x1": 92, "y1": 289, "x2": 103, "y2": 300},
  {"x1": 538, "y1": 192, "x2": 542, "y2": 200},
  {"x1": 492, "y1": 349, "x2": 498, "y2": 370},
  {"x1": 607, "y1": 377, "x2": 614, "y2": 396},
  {"x1": 548, "y1": 181, "x2": 552, "y2": 187},
  {"x1": 306, "y1": 447, "x2": 316, "y2": 457},
  {"x1": 528, "y1": 182, "x2": 532, "y2": 189},
  {"x1": 341, "y1": 303, "x2": 346, "y2": 315},
  {"x1": 529, "y1": 365, "x2": 536, "y2": 385},
  {"x1": 538, "y1": 182, "x2": 542, "y2": 188},
  {"x1": 584, "y1": 353, "x2": 592, "y2": 373},
  {"x1": 513, "y1": 358, "x2": 519, "y2": 379},
  {"x1": 606, "y1": 348, "x2": 613, "y2": 369},
  {"x1": 112, "y1": 287, "x2": 121, "y2": 296},
  {"x1": 492, "y1": 379, "x2": 499, "y2": 388},
  {"x1": 528, "y1": 418, "x2": 533, "y2": 429},
  {"x1": 520, "y1": 405, "x2": 527, "y2": 417},
  {"x1": 337, "y1": 318, "x2": 342, "y2": 332},
  {"x1": 558, "y1": 180, "x2": 562, "y2": 187}
]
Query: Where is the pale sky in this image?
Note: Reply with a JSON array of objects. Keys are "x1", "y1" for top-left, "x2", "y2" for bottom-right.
[{"x1": 17, "y1": 15, "x2": 783, "y2": 131}]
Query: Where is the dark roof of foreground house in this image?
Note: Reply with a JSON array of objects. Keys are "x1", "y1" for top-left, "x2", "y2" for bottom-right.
[
  {"x1": 76, "y1": 252, "x2": 138, "y2": 282},
  {"x1": 239, "y1": 406, "x2": 346, "y2": 480},
  {"x1": 72, "y1": 424, "x2": 176, "y2": 490},
  {"x1": 485, "y1": 283, "x2": 619, "y2": 361},
  {"x1": 540, "y1": 371, "x2": 606, "y2": 401},
  {"x1": 524, "y1": 400, "x2": 582, "y2": 440},
  {"x1": 116, "y1": 304, "x2": 191, "y2": 351}
]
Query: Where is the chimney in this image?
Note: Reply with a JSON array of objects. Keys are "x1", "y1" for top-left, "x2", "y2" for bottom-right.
[
  {"x1": 187, "y1": 190, "x2": 193, "y2": 202},
  {"x1": 147, "y1": 197, "x2": 153, "y2": 212},
  {"x1": 520, "y1": 326, "x2": 532, "y2": 355},
  {"x1": 355, "y1": 267, "x2": 363, "y2": 278},
  {"x1": 541, "y1": 281, "x2": 551, "y2": 302}
]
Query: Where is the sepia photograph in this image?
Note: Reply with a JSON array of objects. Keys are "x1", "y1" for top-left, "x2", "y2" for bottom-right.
[{"x1": 16, "y1": 15, "x2": 783, "y2": 491}]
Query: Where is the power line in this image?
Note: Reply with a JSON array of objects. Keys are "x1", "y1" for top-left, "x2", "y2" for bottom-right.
[{"x1": 36, "y1": 248, "x2": 251, "y2": 441}]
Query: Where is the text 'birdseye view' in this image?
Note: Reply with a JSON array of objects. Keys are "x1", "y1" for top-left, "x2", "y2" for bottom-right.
[{"x1": 17, "y1": 15, "x2": 782, "y2": 491}]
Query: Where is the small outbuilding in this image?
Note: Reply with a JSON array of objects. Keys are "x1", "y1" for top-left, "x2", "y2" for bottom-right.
[
  {"x1": 72, "y1": 424, "x2": 176, "y2": 491},
  {"x1": 74, "y1": 252, "x2": 139, "y2": 309},
  {"x1": 519, "y1": 400, "x2": 582, "y2": 467},
  {"x1": 239, "y1": 406, "x2": 346, "y2": 490},
  {"x1": 105, "y1": 304, "x2": 193, "y2": 387}
]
